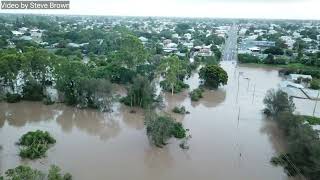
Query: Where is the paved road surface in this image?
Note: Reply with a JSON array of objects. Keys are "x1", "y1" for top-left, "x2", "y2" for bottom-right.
[{"x1": 222, "y1": 25, "x2": 238, "y2": 61}]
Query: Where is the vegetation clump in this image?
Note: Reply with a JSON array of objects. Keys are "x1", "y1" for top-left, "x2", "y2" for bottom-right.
[
  {"x1": 22, "y1": 79, "x2": 44, "y2": 101},
  {"x1": 263, "y1": 89, "x2": 295, "y2": 116},
  {"x1": 5, "y1": 93, "x2": 21, "y2": 103},
  {"x1": 160, "y1": 79, "x2": 189, "y2": 94},
  {"x1": 302, "y1": 115, "x2": 320, "y2": 125},
  {"x1": 263, "y1": 89, "x2": 320, "y2": 180},
  {"x1": 121, "y1": 75, "x2": 156, "y2": 108},
  {"x1": 172, "y1": 106, "x2": 189, "y2": 114},
  {"x1": 18, "y1": 130, "x2": 56, "y2": 159},
  {"x1": 0, "y1": 165, "x2": 72, "y2": 180},
  {"x1": 238, "y1": 54, "x2": 260, "y2": 64},
  {"x1": 189, "y1": 88, "x2": 204, "y2": 101},
  {"x1": 199, "y1": 65, "x2": 228, "y2": 89},
  {"x1": 145, "y1": 113, "x2": 187, "y2": 147},
  {"x1": 310, "y1": 79, "x2": 320, "y2": 90}
]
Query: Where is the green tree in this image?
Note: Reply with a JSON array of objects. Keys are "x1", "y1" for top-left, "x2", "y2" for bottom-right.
[
  {"x1": 121, "y1": 75, "x2": 156, "y2": 108},
  {"x1": 199, "y1": 65, "x2": 228, "y2": 88},
  {"x1": 55, "y1": 61, "x2": 90, "y2": 105},
  {"x1": 145, "y1": 112, "x2": 186, "y2": 147},
  {"x1": 158, "y1": 56, "x2": 188, "y2": 95},
  {"x1": 263, "y1": 89, "x2": 295, "y2": 116}
]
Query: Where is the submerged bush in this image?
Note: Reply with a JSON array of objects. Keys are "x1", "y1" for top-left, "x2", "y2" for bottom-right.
[
  {"x1": 172, "y1": 122, "x2": 186, "y2": 139},
  {"x1": 172, "y1": 106, "x2": 189, "y2": 114},
  {"x1": 263, "y1": 89, "x2": 295, "y2": 116},
  {"x1": 5, "y1": 93, "x2": 21, "y2": 103},
  {"x1": 2, "y1": 165, "x2": 45, "y2": 180},
  {"x1": 1, "y1": 165, "x2": 72, "y2": 180},
  {"x1": 48, "y1": 165, "x2": 72, "y2": 180},
  {"x1": 22, "y1": 79, "x2": 44, "y2": 101},
  {"x1": 189, "y1": 88, "x2": 204, "y2": 101},
  {"x1": 145, "y1": 113, "x2": 187, "y2": 147},
  {"x1": 160, "y1": 79, "x2": 189, "y2": 93},
  {"x1": 43, "y1": 96, "x2": 55, "y2": 105},
  {"x1": 18, "y1": 130, "x2": 56, "y2": 159},
  {"x1": 310, "y1": 79, "x2": 320, "y2": 90}
]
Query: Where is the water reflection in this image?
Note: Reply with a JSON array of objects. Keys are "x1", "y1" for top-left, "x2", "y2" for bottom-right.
[
  {"x1": 118, "y1": 105, "x2": 145, "y2": 130},
  {"x1": 0, "y1": 102, "x2": 122, "y2": 141},
  {"x1": 0, "y1": 102, "x2": 56, "y2": 127},
  {"x1": 55, "y1": 106, "x2": 121, "y2": 141},
  {"x1": 191, "y1": 89, "x2": 227, "y2": 108},
  {"x1": 144, "y1": 146, "x2": 173, "y2": 169}
]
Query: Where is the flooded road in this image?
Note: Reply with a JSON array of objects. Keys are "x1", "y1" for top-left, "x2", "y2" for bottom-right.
[{"x1": 0, "y1": 61, "x2": 310, "y2": 180}]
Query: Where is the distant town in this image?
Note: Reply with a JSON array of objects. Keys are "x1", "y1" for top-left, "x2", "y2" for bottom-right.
[{"x1": 0, "y1": 14, "x2": 319, "y2": 180}]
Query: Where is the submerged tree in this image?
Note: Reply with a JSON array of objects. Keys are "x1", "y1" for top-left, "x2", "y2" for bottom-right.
[
  {"x1": 144, "y1": 112, "x2": 186, "y2": 147},
  {"x1": 121, "y1": 75, "x2": 156, "y2": 108},
  {"x1": 263, "y1": 89, "x2": 295, "y2": 116},
  {"x1": 199, "y1": 64, "x2": 228, "y2": 89},
  {"x1": 158, "y1": 56, "x2": 188, "y2": 95}
]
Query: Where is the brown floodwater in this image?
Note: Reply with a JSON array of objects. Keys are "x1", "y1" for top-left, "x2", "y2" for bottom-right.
[{"x1": 0, "y1": 61, "x2": 312, "y2": 180}]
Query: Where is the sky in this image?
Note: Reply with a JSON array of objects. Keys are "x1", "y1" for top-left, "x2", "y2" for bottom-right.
[{"x1": 1, "y1": 0, "x2": 320, "y2": 20}]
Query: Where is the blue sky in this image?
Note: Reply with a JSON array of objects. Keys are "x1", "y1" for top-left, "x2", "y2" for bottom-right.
[{"x1": 1, "y1": 0, "x2": 319, "y2": 20}]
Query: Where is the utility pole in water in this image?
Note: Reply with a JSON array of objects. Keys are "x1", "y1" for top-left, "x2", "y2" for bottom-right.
[{"x1": 313, "y1": 90, "x2": 320, "y2": 117}]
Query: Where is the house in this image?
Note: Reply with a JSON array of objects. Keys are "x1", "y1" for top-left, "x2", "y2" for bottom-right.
[
  {"x1": 253, "y1": 41, "x2": 275, "y2": 47},
  {"x1": 184, "y1": 33, "x2": 192, "y2": 40},
  {"x1": 289, "y1": 74, "x2": 312, "y2": 82},
  {"x1": 280, "y1": 81, "x2": 304, "y2": 89},
  {"x1": 18, "y1": 27, "x2": 29, "y2": 33},
  {"x1": 280, "y1": 36, "x2": 295, "y2": 49},
  {"x1": 11, "y1": 31, "x2": 24, "y2": 36},
  {"x1": 248, "y1": 47, "x2": 261, "y2": 53},
  {"x1": 172, "y1": 33, "x2": 179, "y2": 39},
  {"x1": 163, "y1": 39, "x2": 172, "y2": 45},
  {"x1": 183, "y1": 42, "x2": 194, "y2": 49},
  {"x1": 139, "y1": 37, "x2": 148, "y2": 44},
  {"x1": 20, "y1": 36, "x2": 32, "y2": 41},
  {"x1": 163, "y1": 42, "x2": 178, "y2": 53}
]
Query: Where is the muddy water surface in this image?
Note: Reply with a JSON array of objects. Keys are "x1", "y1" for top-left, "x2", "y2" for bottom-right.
[{"x1": 0, "y1": 61, "x2": 309, "y2": 180}]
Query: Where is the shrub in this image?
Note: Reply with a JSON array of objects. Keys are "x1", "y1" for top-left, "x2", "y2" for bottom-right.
[
  {"x1": 43, "y1": 96, "x2": 55, "y2": 105},
  {"x1": 145, "y1": 113, "x2": 187, "y2": 147},
  {"x1": 171, "y1": 122, "x2": 186, "y2": 139},
  {"x1": 22, "y1": 80, "x2": 44, "y2": 101},
  {"x1": 1, "y1": 165, "x2": 72, "y2": 180},
  {"x1": 160, "y1": 79, "x2": 189, "y2": 93},
  {"x1": 238, "y1": 54, "x2": 260, "y2": 63},
  {"x1": 310, "y1": 79, "x2": 320, "y2": 90},
  {"x1": 5, "y1": 93, "x2": 21, "y2": 103},
  {"x1": 18, "y1": 130, "x2": 56, "y2": 159},
  {"x1": 172, "y1": 106, "x2": 189, "y2": 114},
  {"x1": 189, "y1": 88, "x2": 204, "y2": 101},
  {"x1": 2, "y1": 165, "x2": 45, "y2": 180},
  {"x1": 48, "y1": 165, "x2": 72, "y2": 180},
  {"x1": 302, "y1": 115, "x2": 320, "y2": 125}
]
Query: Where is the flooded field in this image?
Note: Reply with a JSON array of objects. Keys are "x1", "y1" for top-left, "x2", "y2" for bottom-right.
[{"x1": 0, "y1": 61, "x2": 315, "y2": 180}]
